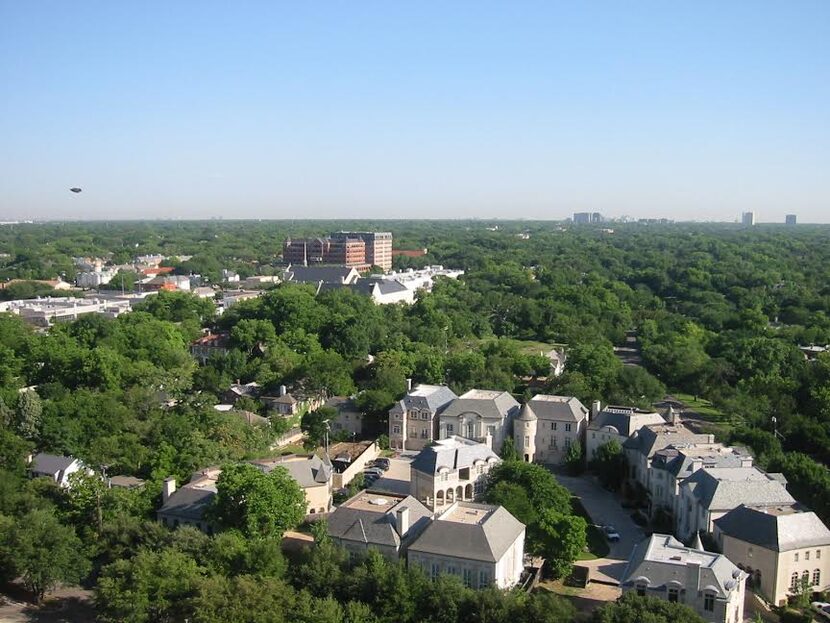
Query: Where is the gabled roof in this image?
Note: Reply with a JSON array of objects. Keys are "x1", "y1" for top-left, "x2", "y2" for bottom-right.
[
  {"x1": 682, "y1": 467, "x2": 795, "y2": 511},
  {"x1": 286, "y1": 265, "x2": 358, "y2": 284},
  {"x1": 158, "y1": 483, "x2": 217, "y2": 520},
  {"x1": 652, "y1": 444, "x2": 751, "y2": 479},
  {"x1": 623, "y1": 424, "x2": 711, "y2": 458},
  {"x1": 408, "y1": 503, "x2": 525, "y2": 563},
  {"x1": 439, "y1": 389, "x2": 520, "y2": 422},
  {"x1": 253, "y1": 454, "x2": 332, "y2": 488},
  {"x1": 621, "y1": 534, "x2": 744, "y2": 598},
  {"x1": 410, "y1": 436, "x2": 501, "y2": 475},
  {"x1": 30, "y1": 453, "x2": 77, "y2": 476},
  {"x1": 353, "y1": 279, "x2": 409, "y2": 296},
  {"x1": 328, "y1": 492, "x2": 432, "y2": 548},
  {"x1": 523, "y1": 395, "x2": 588, "y2": 423},
  {"x1": 714, "y1": 504, "x2": 830, "y2": 552},
  {"x1": 390, "y1": 385, "x2": 458, "y2": 415}
]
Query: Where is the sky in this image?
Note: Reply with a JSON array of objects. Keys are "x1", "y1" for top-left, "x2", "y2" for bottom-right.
[{"x1": 1, "y1": 1, "x2": 829, "y2": 222}]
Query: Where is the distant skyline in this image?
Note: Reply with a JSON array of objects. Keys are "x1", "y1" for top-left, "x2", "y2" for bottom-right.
[{"x1": 1, "y1": 2, "x2": 828, "y2": 222}]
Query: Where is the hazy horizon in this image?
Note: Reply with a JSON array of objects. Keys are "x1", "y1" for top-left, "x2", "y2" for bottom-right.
[{"x1": 2, "y1": 2, "x2": 828, "y2": 223}]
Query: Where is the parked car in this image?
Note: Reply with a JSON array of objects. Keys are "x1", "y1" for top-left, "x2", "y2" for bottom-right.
[
  {"x1": 373, "y1": 458, "x2": 391, "y2": 471},
  {"x1": 364, "y1": 467, "x2": 384, "y2": 478},
  {"x1": 812, "y1": 601, "x2": 830, "y2": 621},
  {"x1": 602, "y1": 525, "x2": 621, "y2": 542}
]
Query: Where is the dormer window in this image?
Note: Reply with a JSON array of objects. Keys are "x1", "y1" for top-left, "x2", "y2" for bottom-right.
[{"x1": 703, "y1": 592, "x2": 715, "y2": 612}]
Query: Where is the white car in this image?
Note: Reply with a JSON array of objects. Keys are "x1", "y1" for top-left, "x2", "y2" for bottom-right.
[
  {"x1": 602, "y1": 525, "x2": 621, "y2": 542},
  {"x1": 812, "y1": 601, "x2": 830, "y2": 621}
]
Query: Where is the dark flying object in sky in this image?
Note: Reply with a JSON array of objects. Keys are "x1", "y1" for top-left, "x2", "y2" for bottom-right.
[{"x1": 70, "y1": 187, "x2": 82, "y2": 193}]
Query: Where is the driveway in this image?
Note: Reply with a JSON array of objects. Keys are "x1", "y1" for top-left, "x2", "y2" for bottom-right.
[
  {"x1": 369, "y1": 457, "x2": 411, "y2": 496},
  {"x1": 555, "y1": 473, "x2": 645, "y2": 583}
]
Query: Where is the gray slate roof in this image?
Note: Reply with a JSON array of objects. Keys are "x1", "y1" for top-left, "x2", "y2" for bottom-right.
[
  {"x1": 622, "y1": 534, "x2": 744, "y2": 598},
  {"x1": 253, "y1": 454, "x2": 332, "y2": 488},
  {"x1": 652, "y1": 445, "x2": 751, "y2": 479},
  {"x1": 30, "y1": 453, "x2": 77, "y2": 476},
  {"x1": 408, "y1": 503, "x2": 525, "y2": 563},
  {"x1": 439, "y1": 389, "x2": 520, "y2": 422},
  {"x1": 410, "y1": 436, "x2": 501, "y2": 475},
  {"x1": 352, "y1": 279, "x2": 409, "y2": 296},
  {"x1": 390, "y1": 385, "x2": 458, "y2": 416},
  {"x1": 521, "y1": 395, "x2": 588, "y2": 422},
  {"x1": 623, "y1": 424, "x2": 711, "y2": 458},
  {"x1": 158, "y1": 484, "x2": 216, "y2": 520},
  {"x1": 714, "y1": 505, "x2": 830, "y2": 552},
  {"x1": 682, "y1": 467, "x2": 795, "y2": 511},
  {"x1": 328, "y1": 494, "x2": 432, "y2": 548}
]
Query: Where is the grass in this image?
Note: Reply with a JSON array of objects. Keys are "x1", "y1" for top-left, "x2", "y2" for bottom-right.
[{"x1": 671, "y1": 392, "x2": 729, "y2": 422}]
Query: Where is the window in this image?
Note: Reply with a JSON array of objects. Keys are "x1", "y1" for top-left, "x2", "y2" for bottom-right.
[
  {"x1": 478, "y1": 570, "x2": 490, "y2": 587},
  {"x1": 447, "y1": 424, "x2": 454, "y2": 434},
  {"x1": 551, "y1": 437, "x2": 558, "y2": 448},
  {"x1": 421, "y1": 429, "x2": 429, "y2": 439},
  {"x1": 393, "y1": 426, "x2": 401, "y2": 434},
  {"x1": 524, "y1": 436, "x2": 530, "y2": 446},
  {"x1": 791, "y1": 572, "x2": 799, "y2": 589},
  {"x1": 592, "y1": 433, "x2": 595, "y2": 439},
  {"x1": 667, "y1": 587, "x2": 679, "y2": 603},
  {"x1": 814, "y1": 569, "x2": 822, "y2": 587},
  {"x1": 552, "y1": 422, "x2": 557, "y2": 431},
  {"x1": 795, "y1": 552, "x2": 799, "y2": 562},
  {"x1": 807, "y1": 550, "x2": 811, "y2": 561},
  {"x1": 463, "y1": 568, "x2": 473, "y2": 588},
  {"x1": 431, "y1": 563, "x2": 440, "y2": 580},
  {"x1": 818, "y1": 549, "x2": 822, "y2": 559},
  {"x1": 565, "y1": 423, "x2": 572, "y2": 432},
  {"x1": 636, "y1": 583, "x2": 646, "y2": 597},
  {"x1": 466, "y1": 423, "x2": 475, "y2": 438},
  {"x1": 440, "y1": 472, "x2": 448, "y2": 482},
  {"x1": 447, "y1": 565, "x2": 458, "y2": 576},
  {"x1": 703, "y1": 593, "x2": 714, "y2": 612},
  {"x1": 421, "y1": 412, "x2": 429, "y2": 420},
  {"x1": 803, "y1": 570, "x2": 810, "y2": 586},
  {"x1": 565, "y1": 438, "x2": 571, "y2": 449}
]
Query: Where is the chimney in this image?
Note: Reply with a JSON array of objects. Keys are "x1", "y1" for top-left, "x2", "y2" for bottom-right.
[
  {"x1": 406, "y1": 378, "x2": 413, "y2": 392},
  {"x1": 163, "y1": 477, "x2": 176, "y2": 503},
  {"x1": 590, "y1": 400, "x2": 601, "y2": 420},
  {"x1": 686, "y1": 560, "x2": 701, "y2": 592},
  {"x1": 691, "y1": 459, "x2": 703, "y2": 473},
  {"x1": 668, "y1": 406, "x2": 678, "y2": 426},
  {"x1": 279, "y1": 385, "x2": 287, "y2": 397},
  {"x1": 396, "y1": 506, "x2": 410, "y2": 537},
  {"x1": 741, "y1": 457, "x2": 754, "y2": 468}
]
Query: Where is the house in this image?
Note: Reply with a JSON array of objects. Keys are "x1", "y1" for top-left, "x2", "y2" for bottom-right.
[
  {"x1": 221, "y1": 269, "x2": 240, "y2": 283},
  {"x1": 223, "y1": 381, "x2": 261, "y2": 405},
  {"x1": 514, "y1": 395, "x2": 588, "y2": 464},
  {"x1": 263, "y1": 386, "x2": 325, "y2": 417},
  {"x1": 325, "y1": 396, "x2": 364, "y2": 436},
  {"x1": 544, "y1": 349, "x2": 567, "y2": 377},
  {"x1": 157, "y1": 469, "x2": 219, "y2": 533},
  {"x1": 410, "y1": 436, "x2": 501, "y2": 509},
  {"x1": 250, "y1": 454, "x2": 333, "y2": 515},
  {"x1": 621, "y1": 534, "x2": 745, "y2": 623},
  {"x1": 623, "y1": 418, "x2": 714, "y2": 494},
  {"x1": 714, "y1": 504, "x2": 830, "y2": 606},
  {"x1": 648, "y1": 443, "x2": 753, "y2": 522},
  {"x1": 108, "y1": 475, "x2": 146, "y2": 490},
  {"x1": 389, "y1": 384, "x2": 458, "y2": 451},
  {"x1": 586, "y1": 404, "x2": 667, "y2": 460},
  {"x1": 327, "y1": 490, "x2": 432, "y2": 559},
  {"x1": 350, "y1": 279, "x2": 415, "y2": 305},
  {"x1": 142, "y1": 275, "x2": 191, "y2": 291},
  {"x1": 283, "y1": 265, "x2": 361, "y2": 286},
  {"x1": 190, "y1": 332, "x2": 231, "y2": 364},
  {"x1": 677, "y1": 467, "x2": 795, "y2": 541},
  {"x1": 28, "y1": 452, "x2": 89, "y2": 488},
  {"x1": 437, "y1": 389, "x2": 520, "y2": 452},
  {"x1": 241, "y1": 275, "x2": 281, "y2": 289},
  {"x1": 407, "y1": 502, "x2": 526, "y2": 589}
]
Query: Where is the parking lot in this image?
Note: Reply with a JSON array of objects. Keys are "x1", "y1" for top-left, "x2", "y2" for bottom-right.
[{"x1": 366, "y1": 456, "x2": 412, "y2": 495}]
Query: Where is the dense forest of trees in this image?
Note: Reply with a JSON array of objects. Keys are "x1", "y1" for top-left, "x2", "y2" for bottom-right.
[{"x1": 2, "y1": 219, "x2": 830, "y2": 619}]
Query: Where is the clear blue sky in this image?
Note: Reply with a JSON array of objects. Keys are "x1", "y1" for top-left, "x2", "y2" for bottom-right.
[{"x1": 1, "y1": 1, "x2": 828, "y2": 222}]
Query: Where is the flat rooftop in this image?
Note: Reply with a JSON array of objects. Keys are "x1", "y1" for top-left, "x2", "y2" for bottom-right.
[
  {"x1": 410, "y1": 384, "x2": 448, "y2": 396},
  {"x1": 646, "y1": 535, "x2": 719, "y2": 568},
  {"x1": 460, "y1": 389, "x2": 505, "y2": 400},
  {"x1": 342, "y1": 490, "x2": 408, "y2": 513},
  {"x1": 530, "y1": 395, "x2": 572, "y2": 403},
  {"x1": 440, "y1": 502, "x2": 496, "y2": 526}
]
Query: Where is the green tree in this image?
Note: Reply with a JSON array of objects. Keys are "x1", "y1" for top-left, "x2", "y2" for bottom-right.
[
  {"x1": 591, "y1": 440, "x2": 626, "y2": 490},
  {"x1": 593, "y1": 592, "x2": 706, "y2": 623},
  {"x1": 16, "y1": 389, "x2": 42, "y2": 440},
  {"x1": 500, "y1": 436, "x2": 519, "y2": 461},
  {"x1": 301, "y1": 406, "x2": 337, "y2": 449},
  {"x1": 2, "y1": 509, "x2": 91, "y2": 603},
  {"x1": 536, "y1": 508, "x2": 587, "y2": 578},
  {"x1": 565, "y1": 441, "x2": 584, "y2": 475},
  {"x1": 484, "y1": 481, "x2": 537, "y2": 526},
  {"x1": 211, "y1": 463, "x2": 306, "y2": 538}
]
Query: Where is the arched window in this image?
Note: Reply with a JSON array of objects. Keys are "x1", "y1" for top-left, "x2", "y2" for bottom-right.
[
  {"x1": 791, "y1": 572, "x2": 800, "y2": 589},
  {"x1": 802, "y1": 570, "x2": 810, "y2": 586},
  {"x1": 636, "y1": 583, "x2": 647, "y2": 597},
  {"x1": 814, "y1": 569, "x2": 821, "y2": 587},
  {"x1": 667, "y1": 587, "x2": 679, "y2": 603}
]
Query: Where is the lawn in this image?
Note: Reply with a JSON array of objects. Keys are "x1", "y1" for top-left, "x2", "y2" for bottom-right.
[{"x1": 671, "y1": 392, "x2": 729, "y2": 422}]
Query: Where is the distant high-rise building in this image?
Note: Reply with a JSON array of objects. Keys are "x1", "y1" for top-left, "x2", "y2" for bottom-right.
[
  {"x1": 591, "y1": 212, "x2": 603, "y2": 223},
  {"x1": 334, "y1": 231, "x2": 393, "y2": 271},
  {"x1": 742, "y1": 212, "x2": 756, "y2": 226},
  {"x1": 785, "y1": 214, "x2": 797, "y2": 225},
  {"x1": 573, "y1": 212, "x2": 591, "y2": 224},
  {"x1": 283, "y1": 231, "x2": 393, "y2": 271}
]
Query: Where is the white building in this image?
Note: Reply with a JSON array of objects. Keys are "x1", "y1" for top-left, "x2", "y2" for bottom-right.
[
  {"x1": 407, "y1": 502, "x2": 526, "y2": 589},
  {"x1": 514, "y1": 395, "x2": 589, "y2": 464},
  {"x1": 221, "y1": 269, "x2": 240, "y2": 283},
  {"x1": 0, "y1": 297, "x2": 132, "y2": 327},
  {"x1": 586, "y1": 404, "x2": 667, "y2": 460},
  {"x1": 389, "y1": 384, "x2": 458, "y2": 451},
  {"x1": 621, "y1": 534, "x2": 746, "y2": 623},
  {"x1": 438, "y1": 389, "x2": 520, "y2": 452},
  {"x1": 28, "y1": 453, "x2": 90, "y2": 488},
  {"x1": 410, "y1": 436, "x2": 501, "y2": 509},
  {"x1": 76, "y1": 268, "x2": 118, "y2": 288},
  {"x1": 377, "y1": 266, "x2": 464, "y2": 293}
]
